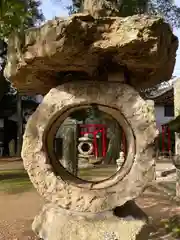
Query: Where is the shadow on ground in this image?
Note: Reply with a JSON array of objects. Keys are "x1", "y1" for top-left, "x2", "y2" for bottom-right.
[
  {"x1": 0, "y1": 171, "x2": 28, "y2": 180},
  {"x1": 137, "y1": 184, "x2": 180, "y2": 240},
  {"x1": 0, "y1": 169, "x2": 32, "y2": 194}
]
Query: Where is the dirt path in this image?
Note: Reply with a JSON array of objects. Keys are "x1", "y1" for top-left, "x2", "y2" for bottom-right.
[
  {"x1": 137, "y1": 188, "x2": 180, "y2": 240},
  {"x1": 0, "y1": 190, "x2": 43, "y2": 240},
  {"x1": 0, "y1": 161, "x2": 23, "y2": 171},
  {"x1": 0, "y1": 187, "x2": 179, "y2": 240},
  {"x1": 0, "y1": 160, "x2": 179, "y2": 239}
]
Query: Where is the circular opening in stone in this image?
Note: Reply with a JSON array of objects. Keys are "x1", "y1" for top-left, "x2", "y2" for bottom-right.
[
  {"x1": 81, "y1": 143, "x2": 90, "y2": 152},
  {"x1": 47, "y1": 104, "x2": 132, "y2": 183}
]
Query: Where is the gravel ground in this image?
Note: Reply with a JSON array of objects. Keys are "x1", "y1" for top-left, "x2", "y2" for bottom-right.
[
  {"x1": 0, "y1": 191, "x2": 43, "y2": 240},
  {"x1": 0, "y1": 160, "x2": 178, "y2": 239},
  {"x1": 0, "y1": 188, "x2": 178, "y2": 240}
]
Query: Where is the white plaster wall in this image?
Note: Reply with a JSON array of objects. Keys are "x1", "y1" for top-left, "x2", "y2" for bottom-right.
[{"x1": 155, "y1": 105, "x2": 174, "y2": 131}]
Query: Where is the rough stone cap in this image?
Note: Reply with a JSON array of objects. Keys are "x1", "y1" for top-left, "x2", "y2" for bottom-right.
[{"x1": 4, "y1": 13, "x2": 178, "y2": 95}]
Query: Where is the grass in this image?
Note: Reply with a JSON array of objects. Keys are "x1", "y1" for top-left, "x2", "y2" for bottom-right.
[
  {"x1": 158, "y1": 181, "x2": 176, "y2": 195},
  {"x1": 0, "y1": 165, "x2": 117, "y2": 193},
  {"x1": 0, "y1": 169, "x2": 32, "y2": 194},
  {"x1": 78, "y1": 165, "x2": 117, "y2": 181},
  {"x1": 160, "y1": 215, "x2": 180, "y2": 239}
]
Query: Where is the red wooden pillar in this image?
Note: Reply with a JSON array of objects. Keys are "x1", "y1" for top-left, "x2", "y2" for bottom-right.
[
  {"x1": 167, "y1": 126, "x2": 171, "y2": 152},
  {"x1": 102, "y1": 127, "x2": 106, "y2": 157}
]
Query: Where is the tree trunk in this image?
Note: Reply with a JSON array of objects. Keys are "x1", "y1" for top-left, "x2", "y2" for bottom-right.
[
  {"x1": 83, "y1": 0, "x2": 122, "y2": 17},
  {"x1": 63, "y1": 124, "x2": 78, "y2": 176},
  {"x1": 17, "y1": 93, "x2": 23, "y2": 157},
  {"x1": 3, "y1": 117, "x2": 9, "y2": 156},
  {"x1": 102, "y1": 117, "x2": 122, "y2": 164},
  {"x1": 57, "y1": 118, "x2": 78, "y2": 176},
  {"x1": 77, "y1": 0, "x2": 148, "y2": 17},
  {"x1": 0, "y1": 40, "x2": 9, "y2": 103}
]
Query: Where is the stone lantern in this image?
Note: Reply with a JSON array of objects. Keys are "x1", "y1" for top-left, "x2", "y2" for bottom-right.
[
  {"x1": 116, "y1": 151, "x2": 125, "y2": 171},
  {"x1": 4, "y1": 4, "x2": 178, "y2": 240},
  {"x1": 78, "y1": 133, "x2": 94, "y2": 168}
]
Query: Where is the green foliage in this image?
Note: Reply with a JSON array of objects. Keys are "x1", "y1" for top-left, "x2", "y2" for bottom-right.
[
  {"x1": 0, "y1": 1, "x2": 44, "y2": 107},
  {"x1": 116, "y1": 0, "x2": 148, "y2": 16},
  {"x1": 0, "y1": 169, "x2": 32, "y2": 194},
  {"x1": 161, "y1": 216, "x2": 180, "y2": 238},
  {"x1": 68, "y1": 0, "x2": 82, "y2": 14},
  {"x1": 69, "y1": 0, "x2": 180, "y2": 27},
  {"x1": 0, "y1": 0, "x2": 44, "y2": 40},
  {"x1": 165, "y1": 115, "x2": 180, "y2": 133},
  {"x1": 152, "y1": 0, "x2": 180, "y2": 27}
]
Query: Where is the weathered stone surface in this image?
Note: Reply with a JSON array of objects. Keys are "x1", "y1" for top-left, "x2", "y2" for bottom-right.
[
  {"x1": 32, "y1": 201, "x2": 150, "y2": 240},
  {"x1": 22, "y1": 82, "x2": 158, "y2": 213},
  {"x1": 4, "y1": 13, "x2": 178, "y2": 95}
]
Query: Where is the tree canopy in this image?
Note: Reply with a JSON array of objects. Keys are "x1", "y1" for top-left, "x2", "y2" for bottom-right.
[
  {"x1": 0, "y1": 0, "x2": 44, "y2": 111},
  {"x1": 0, "y1": 0, "x2": 44, "y2": 40},
  {"x1": 69, "y1": 0, "x2": 180, "y2": 28}
]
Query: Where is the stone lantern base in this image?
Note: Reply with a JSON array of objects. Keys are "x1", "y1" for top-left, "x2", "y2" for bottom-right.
[{"x1": 32, "y1": 201, "x2": 150, "y2": 240}]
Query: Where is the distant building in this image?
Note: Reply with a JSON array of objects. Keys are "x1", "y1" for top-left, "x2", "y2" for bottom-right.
[
  {"x1": 0, "y1": 95, "x2": 40, "y2": 157},
  {"x1": 153, "y1": 87, "x2": 174, "y2": 131},
  {"x1": 143, "y1": 79, "x2": 177, "y2": 155}
]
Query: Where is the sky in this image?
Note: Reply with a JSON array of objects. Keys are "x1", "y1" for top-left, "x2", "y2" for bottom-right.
[
  {"x1": 40, "y1": 0, "x2": 180, "y2": 78},
  {"x1": 41, "y1": 0, "x2": 71, "y2": 20}
]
